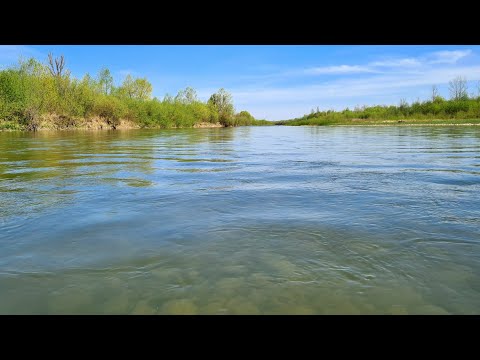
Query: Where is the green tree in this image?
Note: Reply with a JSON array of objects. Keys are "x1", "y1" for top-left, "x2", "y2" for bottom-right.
[
  {"x1": 238, "y1": 110, "x2": 253, "y2": 119},
  {"x1": 175, "y1": 86, "x2": 198, "y2": 104},
  {"x1": 98, "y1": 68, "x2": 113, "y2": 95},
  {"x1": 234, "y1": 110, "x2": 256, "y2": 126},
  {"x1": 163, "y1": 93, "x2": 174, "y2": 103},
  {"x1": 118, "y1": 74, "x2": 152, "y2": 100},
  {"x1": 208, "y1": 88, "x2": 234, "y2": 125},
  {"x1": 18, "y1": 57, "x2": 48, "y2": 77}
]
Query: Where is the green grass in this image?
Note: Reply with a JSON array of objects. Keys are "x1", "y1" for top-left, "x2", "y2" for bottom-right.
[
  {"x1": 277, "y1": 118, "x2": 480, "y2": 126},
  {"x1": 276, "y1": 94, "x2": 480, "y2": 126}
]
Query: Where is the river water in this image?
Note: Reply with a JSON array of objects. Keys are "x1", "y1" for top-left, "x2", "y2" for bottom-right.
[{"x1": 0, "y1": 126, "x2": 479, "y2": 314}]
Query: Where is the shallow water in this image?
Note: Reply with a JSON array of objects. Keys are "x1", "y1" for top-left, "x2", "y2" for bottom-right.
[{"x1": 1, "y1": 126, "x2": 479, "y2": 314}]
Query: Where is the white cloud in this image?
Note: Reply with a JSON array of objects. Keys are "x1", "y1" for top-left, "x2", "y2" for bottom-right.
[
  {"x1": 302, "y1": 49, "x2": 472, "y2": 78},
  {"x1": 367, "y1": 50, "x2": 471, "y2": 69},
  {"x1": 305, "y1": 65, "x2": 374, "y2": 75},
  {"x1": 193, "y1": 48, "x2": 474, "y2": 90},
  {"x1": 428, "y1": 50, "x2": 472, "y2": 64},
  {"x1": 369, "y1": 58, "x2": 421, "y2": 67}
]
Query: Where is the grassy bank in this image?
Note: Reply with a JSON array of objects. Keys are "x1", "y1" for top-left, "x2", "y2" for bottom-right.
[
  {"x1": 276, "y1": 83, "x2": 480, "y2": 126},
  {"x1": 0, "y1": 55, "x2": 269, "y2": 131},
  {"x1": 276, "y1": 118, "x2": 480, "y2": 126}
]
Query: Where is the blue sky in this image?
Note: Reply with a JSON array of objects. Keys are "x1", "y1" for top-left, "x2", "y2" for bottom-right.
[{"x1": 1, "y1": 45, "x2": 480, "y2": 120}]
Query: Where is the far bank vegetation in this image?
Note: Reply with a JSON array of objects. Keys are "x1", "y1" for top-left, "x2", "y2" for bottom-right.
[{"x1": 277, "y1": 77, "x2": 480, "y2": 126}]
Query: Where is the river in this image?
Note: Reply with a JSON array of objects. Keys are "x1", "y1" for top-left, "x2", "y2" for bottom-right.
[{"x1": 1, "y1": 126, "x2": 479, "y2": 314}]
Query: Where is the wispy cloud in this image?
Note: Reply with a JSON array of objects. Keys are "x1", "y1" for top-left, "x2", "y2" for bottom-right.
[
  {"x1": 428, "y1": 49, "x2": 472, "y2": 64},
  {"x1": 303, "y1": 49, "x2": 472, "y2": 78},
  {"x1": 369, "y1": 58, "x2": 421, "y2": 67},
  {"x1": 234, "y1": 65, "x2": 480, "y2": 102},
  {"x1": 304, "y1": 65, "x2": 374, "y2": 75},
  {"x1": 193, "y1": 49, "x2": 474, "y2": 93}
]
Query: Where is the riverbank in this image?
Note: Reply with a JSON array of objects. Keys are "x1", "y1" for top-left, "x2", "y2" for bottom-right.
[
  {"x1": 276, "y1": 96, "x2": 480, "y2": 127},
  {"x1": 275, "y1": 118, "x2": 480, "y2": 126},
  {"x1": 0, "y1": 115, "x2": 225, "y2": 131},
  {"x1": 4, "y1": 119, "x2": 480, "y2": 131}
]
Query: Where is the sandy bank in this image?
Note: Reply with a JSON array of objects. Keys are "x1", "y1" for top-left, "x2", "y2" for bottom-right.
[{"x1": 0, "y1": 114, "x2": 225, "y2": 131}]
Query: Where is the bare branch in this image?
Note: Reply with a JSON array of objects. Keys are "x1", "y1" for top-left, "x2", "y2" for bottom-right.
[
  {"x1": 47, "y1": 53, "x2": 68, "y2": 77},
  {"x1": 449, "y1": 76, "x2": 468, "y2": 100},
  {"x1": 47, "y1": 53, "x2": 56, "y2": 77}
]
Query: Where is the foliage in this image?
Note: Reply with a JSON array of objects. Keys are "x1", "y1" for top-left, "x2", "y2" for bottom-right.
[
  {"x1": 98, "y1": 68, "x2": 113, "y2": 95},
  {"x1": 208, "y1": 88, "x2": 235, "y2": 126},
  {"x1": 116, "y1": 74, "x2": 152, "y2": 100},
  {"x1": 278, "y1": 91, "x2": 480, "y2": 126},
  {"x1": 0, "y1": 55, "x2": 266, "y2": 130}
]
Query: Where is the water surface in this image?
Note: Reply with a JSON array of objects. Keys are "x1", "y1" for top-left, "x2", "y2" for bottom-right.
[{"x1": 1, "y1": 126, "x2": 479, "y2": 314}]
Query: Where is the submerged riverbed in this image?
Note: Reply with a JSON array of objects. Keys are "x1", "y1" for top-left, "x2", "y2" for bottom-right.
[{"x1": 1, "y1": 126, "x2": 479, "y2": 314}]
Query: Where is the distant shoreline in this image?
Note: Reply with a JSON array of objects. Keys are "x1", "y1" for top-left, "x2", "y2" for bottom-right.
[
  {"x1": 335, "y1": 123, "x2": 480, "y2": 126},
  {"x1": 274, "y1": 118, "x2": 480, "y2": 127},
  {"x1": 290, "y1": 123, "x2": 480, "y2": 127}
]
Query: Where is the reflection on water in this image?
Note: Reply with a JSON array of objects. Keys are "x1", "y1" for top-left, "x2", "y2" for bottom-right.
[{"x1": 1, "y1": 126, "x2": 479, "y2": 314}]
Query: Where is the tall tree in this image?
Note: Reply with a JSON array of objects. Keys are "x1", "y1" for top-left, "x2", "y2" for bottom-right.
[
  {"x1": 98, "y1": 68, "x2": 113, "y2": 95},
  {"x1": 208, "y1": 88, "x2": 234, "y2": 124},
  {"x1": 449, "y1": 76, "x2": 468, "y2": 100},
  {"x1": 431, "y1": 85, "x2": 439, "y2": 101},
  {"x1": 18, "y1": 57, "x2": 47, "y2": 77},
  {"x1": 133, "y1": 78, "x2": 152, "y2": 100}
]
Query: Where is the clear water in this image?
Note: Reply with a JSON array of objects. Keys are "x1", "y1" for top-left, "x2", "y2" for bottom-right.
[{"x1": 1, "y1": 126, "x2": 479, "y2": 314}]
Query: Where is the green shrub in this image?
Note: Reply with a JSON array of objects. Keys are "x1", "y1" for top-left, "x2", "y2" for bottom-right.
[{"x1": 91, "y1": 96, "x2": 127, "y2": 126}]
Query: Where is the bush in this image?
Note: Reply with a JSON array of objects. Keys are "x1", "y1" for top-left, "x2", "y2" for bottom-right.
[{"x1": 91, "y1": 96, "x2": 127, "y2": 126}]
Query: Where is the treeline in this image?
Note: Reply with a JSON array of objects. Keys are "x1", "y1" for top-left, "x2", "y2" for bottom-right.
[
  {"x1": 0, "y1": 55, "x2": 268, "y2": 130},
  {"x1": 277, "y1": 77, "x2": 480, "y2": 126}
]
